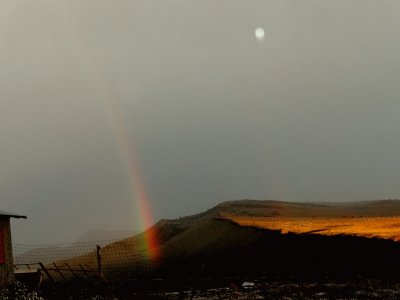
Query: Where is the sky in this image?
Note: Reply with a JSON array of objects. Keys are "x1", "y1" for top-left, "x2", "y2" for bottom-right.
[{"x1": 1, "y1": 0, "x2": 400, "y2": 243}]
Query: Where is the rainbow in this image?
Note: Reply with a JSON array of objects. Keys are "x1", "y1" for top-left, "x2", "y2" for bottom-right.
[
  {"x1": 52, "y1": 2, "x2": 160, "y2": 260},
  {"x1": 108, "y1": 101, "x2": 160, "y2": 261}
]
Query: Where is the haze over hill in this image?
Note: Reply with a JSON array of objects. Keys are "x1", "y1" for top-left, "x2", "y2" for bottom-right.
[{"x1": 75, "y1": 229, "x2": 136, "y2": 243}]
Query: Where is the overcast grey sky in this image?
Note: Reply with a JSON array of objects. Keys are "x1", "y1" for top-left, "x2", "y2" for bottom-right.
[{"x1": 2, "y1": 0, "x2": 400, "y2": 243}]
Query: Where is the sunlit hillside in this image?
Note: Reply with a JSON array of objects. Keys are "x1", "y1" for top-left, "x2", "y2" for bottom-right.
[
  {"x1": 218, "y1": 199, "x2": 400, "y2": 241},
  {"x1": 226, "y1": 216, "x2": 400, "y2": 241}
]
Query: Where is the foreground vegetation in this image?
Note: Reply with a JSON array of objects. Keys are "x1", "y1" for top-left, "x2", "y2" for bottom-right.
[
  {"x1": 0, "y1": 282, "x2": 44, "y2": 300},
  {"x1": 3, "y1": 278, "x2": 400, "y2": 300}
]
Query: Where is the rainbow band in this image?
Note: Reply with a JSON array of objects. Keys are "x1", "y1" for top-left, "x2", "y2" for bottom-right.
[{"x1": 52, "y1": 2, "x2": 160, "y2": 260}]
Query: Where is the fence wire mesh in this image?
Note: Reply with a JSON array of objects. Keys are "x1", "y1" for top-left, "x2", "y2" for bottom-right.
[
  {"x1": 13, "y1": 240, "x2": 112, "y2": 265},
  {"x1": 12, "y1": 237, "x2": 156, "y2": 282}
]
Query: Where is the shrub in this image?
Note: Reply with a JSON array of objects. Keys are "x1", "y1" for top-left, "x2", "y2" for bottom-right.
[{"x1": 0, "y1": 281, "x2": 44, "y2": 300}]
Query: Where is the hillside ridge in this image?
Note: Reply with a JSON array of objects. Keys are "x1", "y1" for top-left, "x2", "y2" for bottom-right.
[{"x1": 51, "y1": 199, "x2": 400, "y2": 280}]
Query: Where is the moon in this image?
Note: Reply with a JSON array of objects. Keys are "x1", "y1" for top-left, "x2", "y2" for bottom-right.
[{"x1": 255, "y1": 27, "x2": 265, "y2": 40}]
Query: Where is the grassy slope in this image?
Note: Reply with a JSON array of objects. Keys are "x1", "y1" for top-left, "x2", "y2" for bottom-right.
[{"x1": 220, "y1": 199, "x2": 400, "y2": 241}]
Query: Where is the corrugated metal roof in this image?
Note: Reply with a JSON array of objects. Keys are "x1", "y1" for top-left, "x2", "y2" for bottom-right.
[{"x1": 0, "y1": 211, "x2": 27, "y2": 219}]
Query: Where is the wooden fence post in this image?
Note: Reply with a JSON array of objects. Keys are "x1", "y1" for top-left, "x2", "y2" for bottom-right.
[{"x1": 96, "y1": 245, "x2": 104, "y2": 281}]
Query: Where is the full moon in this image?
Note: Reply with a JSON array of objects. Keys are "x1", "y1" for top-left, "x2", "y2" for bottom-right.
[{"x1": 255, "y1": 27, "x2": 265, "y2": 40}]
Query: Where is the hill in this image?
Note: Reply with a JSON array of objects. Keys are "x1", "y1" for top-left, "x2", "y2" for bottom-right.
[
  {"x1": 215, "y1": 199, "x2": 400, "y2": 218},
  {"x1": 52, "y1": 199, "x2": 400, "y2": 280}
]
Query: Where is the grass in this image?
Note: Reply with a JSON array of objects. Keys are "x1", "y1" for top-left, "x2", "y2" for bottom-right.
[{"x1": 225, "y1": 215, "x2": 400, "y2": 241}]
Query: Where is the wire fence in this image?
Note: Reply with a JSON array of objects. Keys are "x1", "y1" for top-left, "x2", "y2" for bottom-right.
[
  {"x1": 13, "y1": 240, "x2": 114, "y2": 265},
  {"x1": 12, "y1": 237, "x2": 157, "y2": 282}
]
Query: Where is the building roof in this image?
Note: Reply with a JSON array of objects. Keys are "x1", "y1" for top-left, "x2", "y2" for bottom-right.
[{"x1": 0, "y1": 211, "x2": 27, "y2": 219}]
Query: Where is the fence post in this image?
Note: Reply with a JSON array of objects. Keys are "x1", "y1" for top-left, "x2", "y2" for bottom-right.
[{"x1": 96, "y1": 245, "x2": 104, "y2": 281}]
